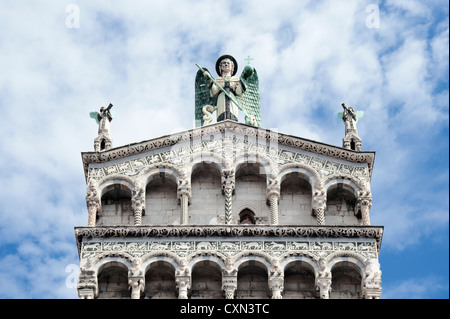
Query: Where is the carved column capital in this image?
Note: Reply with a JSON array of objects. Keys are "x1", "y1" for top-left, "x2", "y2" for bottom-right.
[
  {"x1": 266, "y1": 178, "x2": 280, "y2": 200},
  {"x1": 86, "y1": 179, "x2": 100, "y2": 226},
  {"x1": 177, "y1": 179, "x2": 192, "y2": 203},
  {"x1": 222, "y1": 275, "x2": 237, "y2": 299},
  {"x1": 175, "y1": 275, "x2": 191, "y2": 299},
  {"x1": 221, "y1": 169, "x2": 235, "y2": 192},
  {"x1": 77, "y1": 268, "x2": 98, "y2": 299},
  {"x1": 357, "y1": 197, "x2": 372, "y2": 226},
  {"x1": 363, "y1": 261, "x2": 382, "y2": 299},
  {"x1": 128, "y1": 275, "x2": 145, "y2": 299},
  {"x1": 315, "y1": 277, "x2": 332, "y2": 299},
  {"x1": 268, "y1": 275, "x2": 284, "y2": 299},
  {"x1": 312, "y1": 188, "x2": 327, "y2": 211}
]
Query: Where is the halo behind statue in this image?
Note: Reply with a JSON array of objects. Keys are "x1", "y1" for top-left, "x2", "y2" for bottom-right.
[{"x1": 215, "y1": 54, "x2": 238, "y2": 76}]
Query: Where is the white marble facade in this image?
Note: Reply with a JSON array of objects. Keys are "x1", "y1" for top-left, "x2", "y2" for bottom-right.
[{"x1": 77, "y1": 120, "x2": 382, "y2": 299}]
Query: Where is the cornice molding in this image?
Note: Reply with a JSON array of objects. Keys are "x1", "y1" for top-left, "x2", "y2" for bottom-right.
[
  {"x1": 75, "y1": 225, "x2": 383, "y2": 254},
  {"x1": 81, "y1": 121, "x2": 375, "y2": 181}
]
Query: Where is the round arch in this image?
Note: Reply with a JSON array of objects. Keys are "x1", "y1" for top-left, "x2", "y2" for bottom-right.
[
  {"x1": 89, "y1": 252, "x2": 134, "y2": 275},
  {"x1": 326, "y1": 253, "x2": 366, "y2": 274},
  {"x1": 140, "y1": 252, "x2": 182, "y2": 275},
  {"x1": 188, "y1": 153, "x2": 225, "y2": 174},
  {"x1": 97, "y1": 174, "x2": 135, "y2": 198},
  {"x1": 327, "y1": 254, "x2": 366, "y2": 299},
  {"x1": 233, "y1": 152, "x2": 274, "y2": 178},
  {"x1": 94, "y1": 256, "x2": 133, "y2": 275},
  {"x1": 234, "y1": 253, "x2": 272, "y2": 299},
  {"x1": 281, "y1": 256, "x2": 318, "y2": 299},
  {"x1": 233, "y1": 252, "x2": 272, "y2": 272},
  {"x1": 323, "y1": 177, "x2": 360, "y2": 197},
  {"x1": 277, "y1": 163, "x2": 322, "y2": 191},
  {"x1": 96, "y1": 259, "x2": 131, "y2": 299},
  {"x1": 140, "y1": 164, "x2": 184, "y2": 187},
  {"x1": 189, "y1": 255, "x2": 225, "y2": 299},
  {"x1": 187, "y1": 253, "x2": 226, "y2": 271},
  {"x1": 280, "y1": 255, "x2": 320, "y2": 277}
]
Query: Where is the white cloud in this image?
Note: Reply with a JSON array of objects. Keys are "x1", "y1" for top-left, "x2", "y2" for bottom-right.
[{"x1": 381, "y1": 276, "x2": 448, "y2": 299}]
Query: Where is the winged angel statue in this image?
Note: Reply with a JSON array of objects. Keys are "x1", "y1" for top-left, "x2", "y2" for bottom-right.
[
  {"x1": 195, "y1": 55, "x2": 261, "y2": 127},
  {"x1": 338, "y1": 103, "x2": 364, "y2": 135},
  {"x1": 89, "y1": 103, "x2": 113, "y2": 135}
]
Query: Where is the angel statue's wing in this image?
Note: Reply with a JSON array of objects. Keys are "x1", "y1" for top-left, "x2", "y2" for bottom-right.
[
  {"x1": 355, "y1": 111, "x2": 364, "y2": 121},
  {"x1": 337, "y1": 112, "x2": 343, "y2": 119},
  {"x1": 238, "y1": 65, "x2": 261, "y2": 127},
  {"x1": 89, "y1": 112, "x2": 100, "y2": 124},
  {"x1": 195, "y1": 67, "x2": 215, "y2": 127}
]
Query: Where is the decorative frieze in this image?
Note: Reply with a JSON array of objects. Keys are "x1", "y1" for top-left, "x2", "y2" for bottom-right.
[
  {"x1": 79, "y1": 238, "x2": 378, "y2": 261},
  {"x1": 82, "y1": 122, "x2": 374, "y2": 185},
  {"x1": 75, "y1": 225, "x2": 383, "y2": 254}
]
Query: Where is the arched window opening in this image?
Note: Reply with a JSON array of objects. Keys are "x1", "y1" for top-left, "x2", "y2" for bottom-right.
[
  {"x1": 326, "y1": 183, "x2": 358, "y2": 225},
  {"x1": 234, "y1": 162, "x2": 270, "y2": 224},
  {"x1": 145, "y1": 173, "x2": 178, "y2": 225},
  {"x1": 99, "y1": 184, "x2": 133, "y2": 225},
  {"x1": 283, "y1": 261, "x2": 316, "y2": 299},
  {"x1": 191, "y1": 261, "x2": 223, "y2": 299},
  {"x1": 279, "y1": 172, "x2": 313, "y2": 224},
  {"x1": 330, "y1": 264, "x2": 362, "y2": 299},
  {"x1": 97, "y1": 263, "x2": 130, "y2": 299},
  {"x1": 190, "y1": 162, "x2": 222, "y2": 225},
  {"x1": 350, "y1": 139, "x2": 356, "y2": 151},
  {"x1": 236, "y1": 261, "x2": 270, "y2": 299},
  {"x1": 100, "y1": 139, "x2": 106, "y2": 151},
  {"x1": 144, "y1": 261, "x2": 177, "y2": 299},
  {"x1": 239, "y1": 209, "x2": 255, "y2": 225}
]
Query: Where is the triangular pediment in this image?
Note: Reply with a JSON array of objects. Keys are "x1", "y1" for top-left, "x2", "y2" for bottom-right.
[{"x1": 82, "y1": 120, "x2": 375, "y2": 184}]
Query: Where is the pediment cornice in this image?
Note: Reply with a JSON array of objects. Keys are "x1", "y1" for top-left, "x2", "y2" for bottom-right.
[{"x1": 81, "y1": 121, "x2": 375, "y2": 182}]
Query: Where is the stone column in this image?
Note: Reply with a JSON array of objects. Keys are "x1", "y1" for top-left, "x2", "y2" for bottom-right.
[
  {"x1": 266, "y1": 179, "x2": 280, "y2": 225},
  {"x1": 175, "y1": 260, "x2": 191, "y2": 299},
  {"x1": 222, "y1": 258, "x2": 238, "y2": 299},
  {"x1": 177, "y1": 179, "x2": 191, "y2": 225},
  {"x1": 312, "y1": 188, "x2": 327, "y2": 225},
  {"x1": 87, "y1": 201, "x2": 99, "y2": 226},
  {"x1": 268, "y1": 259, "x2": 283, "y2": 299},
  {"x1": 77, "y1": 268, "x2": 98, "y2": 299},
  {"x1": 363, "y1": 261, "x2": 382, "y2": 299},
  {"x1": 316, "y1": 258, "x2": 332, "y2": 299},
  {"x1": 357, "y1": 197, "x2": 372, "y2": 226},
  {"x1": 175, "y1": 276, "x2": 191, "y2": 299},
  {"x1": 86, "y1": 179, "x2": 100, "y2": 227},
  {"x1": 268, "y1": 275, "x2": 284, "y2": 299},
  {"x1": 222, "y1": 276, "x2": 237, "y2": 299},
  {"x1": 316, "y1": 277, "x2": 332, "y2": 299},
  {"x1": 132, "y1": 180, "x2": 145, "y2": 226},
  {"x1": 128, "y1": 276, "x2": 144, "y2": 299},
  {"x1": 222, "y1": 169, "x2": 235, "y2": 225}
]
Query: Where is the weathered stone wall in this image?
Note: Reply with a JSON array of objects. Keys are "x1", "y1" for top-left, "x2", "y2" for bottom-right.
[
  {"x1": 190, "y1": 164, "x2": 223, "y2": 225},
  {"x1": 98, "y1": 199, "x2": 133, "y2": 226},
  {"x1": 144, "y1": 178, "x2": 179, "y2": 225}
]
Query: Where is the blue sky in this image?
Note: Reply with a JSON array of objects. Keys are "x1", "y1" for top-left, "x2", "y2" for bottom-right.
[{"x1": 0, "y1": 0, "x2": 448, "y2": 299}]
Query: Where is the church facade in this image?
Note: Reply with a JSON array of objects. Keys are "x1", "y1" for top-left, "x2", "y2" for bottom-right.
[{"x1": 75, "y1": 56, "x2": 383, "y2": 299}]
